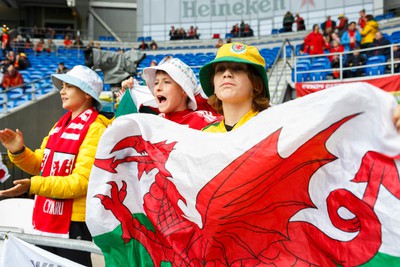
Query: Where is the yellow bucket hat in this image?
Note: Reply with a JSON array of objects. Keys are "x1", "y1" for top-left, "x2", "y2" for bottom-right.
[{"x1": 199, "y1": 42, "x2": 269, "y2": 98}]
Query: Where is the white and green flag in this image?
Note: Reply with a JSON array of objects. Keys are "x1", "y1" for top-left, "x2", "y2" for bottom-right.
[{"x1": 87, "y1": 83, "x2": 400, "y2": 266}]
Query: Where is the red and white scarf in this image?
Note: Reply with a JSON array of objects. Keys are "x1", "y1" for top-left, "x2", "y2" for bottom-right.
[{"x1": 32, "y1": 107, "x2": 98, "y2": 237}]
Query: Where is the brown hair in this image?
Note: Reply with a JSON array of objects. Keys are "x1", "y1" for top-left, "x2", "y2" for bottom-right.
[{"x1": 207, "y1": 64, "x2": 270, "y2": 115}]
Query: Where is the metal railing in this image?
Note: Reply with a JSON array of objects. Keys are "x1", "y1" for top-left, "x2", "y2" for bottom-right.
[
  {"x1": 268, "y1": 38, "x2": 295, "y2": 104},
  {"x1": 0, "y1": 227, "x2": 102, "y2": 255}
]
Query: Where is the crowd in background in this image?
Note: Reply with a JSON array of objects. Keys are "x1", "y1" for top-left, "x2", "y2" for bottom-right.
[{"x1": 295, "y1": 9, "x2": 400, "y2": 78}]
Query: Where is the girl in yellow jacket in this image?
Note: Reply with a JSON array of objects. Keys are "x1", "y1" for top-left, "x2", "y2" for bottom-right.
[
  {"x1": 360, "y1": 14, "x2": 379, "y2": 49},
  {"x1": 0, "y1": 65, "x2": 112, "y2": 266}
]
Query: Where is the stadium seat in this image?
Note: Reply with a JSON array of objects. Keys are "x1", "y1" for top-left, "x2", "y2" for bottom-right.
[
  {"x1": 384, "y1": 12, "x2": 395, "y2": 19},
  {"x1": 271, "y1": 29, "x2": 279, "y2": 35},
  {"x1": 292, "y1": 66, "x2": 309, "y2": 82},
  {"x1": 225, "y1": 33, "x2": 232, "y2": 39},
  {"x1": 137, "y1": 36, "x2": 144, "y2": 42},
  {"x1": 145, "y1": 36, "x2": 152, "y2": 42},
  {"x1": 99, "y1": 36, "x2": 107, "y2": 41},
  {"x1": 375, "y1": 15, "x2": 384, "y2": 21},
  {"x1": 212, "y1": 33, "x2": 220, "y2": 39}
]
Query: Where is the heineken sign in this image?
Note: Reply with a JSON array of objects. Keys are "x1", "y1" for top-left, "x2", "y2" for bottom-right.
[{"x1": 182, "y1": 0, "x2": 286, "y2": 18}]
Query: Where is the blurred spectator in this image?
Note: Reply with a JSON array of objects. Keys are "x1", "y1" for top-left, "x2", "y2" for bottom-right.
[
  {"x1": 341, "y1": 21, "x2": 361, "y2": 50},
  {"x1": 24, "y1": 37, "x2": 34, "y2": 50},
  {"x1": 215, "y1": 38, "x2": 224, "y2": 48},
  {"x1": 283, "y1": 11, "x2": 294, "y2": 32},
  {"x1": 304, "y1": 24, "x2": 325, "y2": 55},
  {"x1": 176, "y1": 27, "x2": 186, "y2": 40},
  {"x1": 73, "y1": 36, "x2": 84, "y2": 48},
  {"x1": 368, "y1": 31, "x2": 391, "y2": 59},
  {"x1": 323, "y1": 34, "x2": 332, "y2": 51},
  {"x1": 187, "y1": 26, "x2": 197, "y2": 39},
  {"x1": 35, "y1": 38, "x2": 46, "y2": 53},
  {"x1": 344, "y1": 47, "x2": 366, "y2": 78},
  {"x1": 12, "y1": 35, "x2": 25, "y2": 53},
  {"x1": 56, "y1": 62, "x2": 69, "y2": 74},
  {"x1": 329, "y1": 39, "x2": 345, "y2": 79},
  {"x1": 321, "y1": 16, "x2": 336, "y2": 35},
  {"x1": 360, "y1": 15, "x2": 379, "y2": 49},
  {"x1": 1, "y1": 64, "x2": 24, "y2": 90},
  {"x1": 295, "y1": 13, "x2": 306, "y2": 31},
  {"x1": 169, "y1": 26, "x2": 178, "y2": 40},
  {"x1": 0, "y1": 58, "x2": 11, "y2": 74},
  {"x1": 138, "y1": 40, "x2": 149, "y2": 50},
  {"x1": 240, "y1": 20, "x2": 246, "y2": 34},
  {"x1": 149, "y1": 40, "x2": 158, "y2": 50},
  {"x1": 63, "y1": 35, "x2": 73, "y2": 48},
  {"x1": 46, "y1": 38, "x2": 57, "y2": 53},
  {"x1": 226, "y1": 37, "x2": 232, "y2": 43},
  {"x1": 14, "y1": 53, "x2": 30, "y2": 70},
  {"x1": 95, "y1": 42, "x2": 101, "y2": 49},
  {"x1": 193, "y1": 26, "x2": 200, "y2": 39},
  {"x1": 358, "y1": 9, "x2": 367, "y2": 30},
  {"x1": 1, "y1": 25, "x2": 11, "y2": 57},
  {"x1": 337, "y1": 14, "x2": 349, "y2": 38},
  {"x1": 84, "y1": 40, "x2": 94, "y2": 68},
  {"x1": 330, "y1": 55, "x2": 341, "y2": 79},
  {"x1": 6, "y1": 50, "x2": 16, "y2": 65},
  {"x1": 230, "y1": 23, "x2": 240, "y2": 37},
  {"x1": 243, "y1": 23, "x2": 254, "y2": 37},
  {"x1": 328, "y1": 40, "x2": 344, "y2": 62}
]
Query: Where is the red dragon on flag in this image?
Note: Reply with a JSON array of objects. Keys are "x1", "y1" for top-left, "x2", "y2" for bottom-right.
[{"x1": 87, "y1": 83, "x2": 400, "y2": 267}]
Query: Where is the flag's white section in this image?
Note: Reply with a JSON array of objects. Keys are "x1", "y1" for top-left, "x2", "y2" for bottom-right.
[
  {"x1": 0, "y1": 160, "x2": 9, "y2": 183},
  {"x1": 128, "y1": 84, "x2": 158, "y2": 109},
  {"x1": 0, "y1": 199, "x2": 34, "y2": 234},
  {"x1": 87, "y1": 82, "x2": 400, "y2": 256},
  {"x1": 0, "y1": 235, "x2": 84, "y2": 267}
]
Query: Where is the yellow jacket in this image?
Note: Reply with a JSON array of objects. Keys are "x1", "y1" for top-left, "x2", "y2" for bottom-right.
[
  {"x1": 8, "y1": 113, "x2": 112, "y2": 222},
  {"x1": 203, "y1": 110, "x2": 258, "y2": 133},
  {"x1": 360, "y1": 20, "x2": 379, "y2": 44}
]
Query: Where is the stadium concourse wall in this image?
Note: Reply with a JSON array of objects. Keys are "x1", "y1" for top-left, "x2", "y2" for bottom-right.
[{"x1": 0, "y1": 91, "x2": 64, "y2": 154}]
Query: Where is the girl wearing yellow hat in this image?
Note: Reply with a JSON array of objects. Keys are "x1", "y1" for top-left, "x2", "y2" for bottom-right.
[{"x1": 200, "y1": 42, "x2": 270, "y2": 132}]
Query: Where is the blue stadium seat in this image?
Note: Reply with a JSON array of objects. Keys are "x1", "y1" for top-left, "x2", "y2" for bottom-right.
[
  {"x1": 384, "y1": 12, "x2": 395, "y2": 19},
  {"x1": 137, "y1": 36, "x2": 144, "y2": 42},
  {"x1": 271, "y1": 29, "x2": 279, "y2": 35},
  {"x1": 292, "y1": 66, "x2": 309, "y2": 82},
  {"x1": 99, "y1": 36, "x2": 107, "y2": 41},
  {"x1": 145, "y1": 36, "x2": 152, "y2": 42}
]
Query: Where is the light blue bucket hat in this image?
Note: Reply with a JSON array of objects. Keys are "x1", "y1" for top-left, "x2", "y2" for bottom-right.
[{"x1": 51, "y1": 65, "x2": 104, "y2": 111}]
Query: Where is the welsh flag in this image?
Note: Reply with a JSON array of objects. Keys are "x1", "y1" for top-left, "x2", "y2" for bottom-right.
[{"x1": 87, "y1": 82, "x2": 400, "y2": 266}]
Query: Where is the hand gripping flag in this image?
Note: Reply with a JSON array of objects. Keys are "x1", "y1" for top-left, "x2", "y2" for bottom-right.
[{"x1": 87, "y1": 82, "x2": 400, "y2": 267}]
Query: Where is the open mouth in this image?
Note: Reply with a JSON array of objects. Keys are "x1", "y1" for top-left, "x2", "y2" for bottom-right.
[{"x1": 157, "y1": 95, "x2": 167, "y2": 103}]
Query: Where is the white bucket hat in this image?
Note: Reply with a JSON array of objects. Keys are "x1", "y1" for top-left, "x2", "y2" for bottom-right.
[
  {"x1": 143, "y1": 58, "x2": 197, "y2": 110},
  {"x1": 51, "y1": 65, "x2": 104, "y2": 111}
]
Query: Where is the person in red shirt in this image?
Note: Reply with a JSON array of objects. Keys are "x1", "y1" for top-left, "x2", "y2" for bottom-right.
[
  {"x1": 358, "y1": 9, "x2": 367, "y2": 30},
  {"x1": 337, "y1": 14, "x2": 349, "y2": 38},
  {"x1": 120, "y1": 58, "x2": 221, "y2": 130},
  {"x1": 63, "y1": 34, "x2": 72, "y2": 48},
  {"x1": 295, "y1": 13, "x2": 306, "y2": 31},
  {"x1": 1, "y1": 64, "x2": 24, "y2": 90},
  {"x1": 321, "y1": 16, "x2": 336, "y2": 35},
  {"x1": 304, "y1": 24, "x2": 325, "y2": 55},
  {"x1": 1, "y1": 25, "x2": 11, "y2": 57}
]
